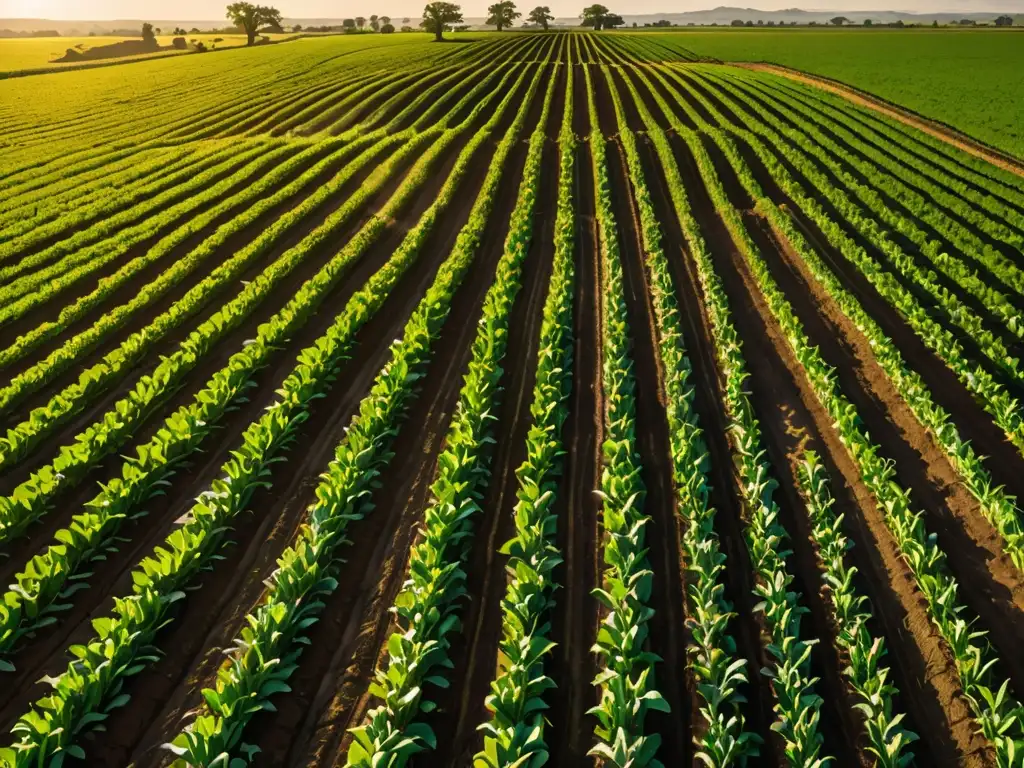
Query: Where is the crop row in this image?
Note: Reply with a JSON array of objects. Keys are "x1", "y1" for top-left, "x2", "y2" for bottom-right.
[
  {"x1": 679, "y1": 66, "x2": 1024, "y2": 569},
  {"x1": 605, "y1": 66, "x2": 758, "y2": 765},
  {"x1": 0, "y1": 131, "x2": 410, "y2": 543},
  {"x1": 621, "y1": 62, "x2": 835, "y2": 763},
  {"x1": 0, "y1": 59, "x2": 542, "y2": 768},
  {"x1": 795, "y1": 453, "x2": 917, "y2": 767},
  {"x1": 582, "y1": 63, "x2": 667, "y2": 767},
  {"x1": 0, "y1": 65, "x2": 531, "y2": 669},
  {"x1": 0, "y1": 139, "x2": 340, "y2": 370},
  {"x1": 687, "y1": 84, "x2": 1024, "y2": 760},
  {"x1": 716, "y1": 69, "x2": 1024, "y2": 357},
  {"x1": 681, "y1": 67, "x2": 1024, "y2": 387},
  {"x1": 476, "y1": 65, "x2": 576, "y2": 768},
  {"x1": 0, "y1": 60, "x2": 521, "y2": 537},
  {"x1": 165, "y1": 60, "x2": 547, "y2": 768},
  {"x1": 345, "y1": 61, "x2": 553, "y2": 768},
  {"x1": 0, "y1": 145, "x2": 201, "y2": 248},
  {"x1": 0, "y1": 141, "x2": 255, "y2": 293},
  {"x1": 739, "y1": 74, "x2": 1024, "y2": 297}
]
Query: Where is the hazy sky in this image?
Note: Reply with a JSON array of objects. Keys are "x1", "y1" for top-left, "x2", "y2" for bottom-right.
[{"x1": 0, "y1": 0, "x2": 1015, "y2": 19}]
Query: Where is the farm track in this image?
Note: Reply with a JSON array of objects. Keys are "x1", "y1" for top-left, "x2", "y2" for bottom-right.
[{"x1": 4, "y1": 33, "x2": 1024, "y2": 768}]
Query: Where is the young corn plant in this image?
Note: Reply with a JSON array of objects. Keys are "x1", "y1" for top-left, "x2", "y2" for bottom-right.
[
  {"x1": 0, "y1": 65, "x2": 536, "y2": 768},
  {"x1": 345, "y1": 63, "x2": 553, "y2": 768},
  {"x1": 601, "y1": 65, "x2": 758, "y2": 766},
  {"x1": 619, "y1": 62, "x2": 828, "y2": 765},
  {"x1": 165, "y1": 65, "x2": 544, "y2": 768},
  {"x1": 476, "y1": 65, "x2": 576, "y2": 768},
  {"x1": 583, "y1": 64, "x2": 668, "y2": 768},
  {"x1": 797, "y1": 453, "x2": 916, "y2": 767}
]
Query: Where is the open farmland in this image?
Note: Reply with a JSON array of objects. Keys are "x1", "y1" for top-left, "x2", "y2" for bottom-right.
[
  {"x1": 3, "y1": 28, "x2": 1024, "y2": 767},
  {"x1": 0, "y1": 33, "x2": 301, "y2": 76},
  {"x1": 653, "y1": 28, "x2": 1024, "y2": 159}
]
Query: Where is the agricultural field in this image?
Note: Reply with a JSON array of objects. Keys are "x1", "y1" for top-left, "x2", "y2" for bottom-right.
[
  {"x1": 2, "y1": 28, "x2": 1024, "y2": 768},
  {"x1": 0, "y1": 32, "x2": 309, "y2": 76},
  {"x1": 656, "y1": 28, "x2": 1024, "y2": 159}
]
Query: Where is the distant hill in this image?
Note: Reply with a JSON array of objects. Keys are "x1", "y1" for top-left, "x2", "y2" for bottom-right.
[
  {"x1": 599, "y1": 6, "x2": 1022, "y2": 25},
  {"x1": 1, "y1": 7, "x2": 1020, "y2": 36}
]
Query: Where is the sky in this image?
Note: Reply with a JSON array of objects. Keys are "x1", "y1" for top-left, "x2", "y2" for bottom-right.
[{"x1": 0, "y1": 0, "x2": 1016, "y2": 19}]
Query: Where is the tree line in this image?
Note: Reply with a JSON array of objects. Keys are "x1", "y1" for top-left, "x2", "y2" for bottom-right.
[{"x1": 220, "y1": 1, "x2": 627, "y2": 45}]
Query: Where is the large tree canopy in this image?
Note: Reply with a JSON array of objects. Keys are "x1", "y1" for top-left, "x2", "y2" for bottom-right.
[
  {"x1": 421, "y1": 2, "x2": 464, "y2": 41},
  {"x1": 487, "y1": 1, "x2": 521, "y2": 31},
  {"x1": 527, "y1": 5, "x2": 553, "y2": 29},
  {"x1": 226, "y1": 2, "x2": 283, "y2": 45},
  {"x1": 580, "y1": 4, "x2": 609, "y2": 29}
]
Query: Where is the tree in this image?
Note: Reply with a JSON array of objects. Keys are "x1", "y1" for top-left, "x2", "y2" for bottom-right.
[
  {"x1": 292, "y1": 23, "x2": 303, "y2": 31},
  {"x1": 421, "y1": 2, "x2": 463, "y2": 40},
  {"x1": 142, "y1": 22, "x2": 156, "y2": 44},
  {"x1": 863, "y1": 18, "x2": 872, "y2": 26},
  {"x1": 381, "y1": 15, "x2": 391, "y2": 24},
  {"x1": 370, "y1": 14, "x2": 379, "y2": 30},
  {"x1": 731, "y1": 19, "x2": 744, "y2": 26},
  {"x1": 226, "y1": 3, "x2": 283, "y2": 45},
  {"x1": 487, "y1": 1, "x2": 521, "y2": 30},
  {"x1": 830, "y1": 15, "x2": 849, "y2": 25},
  {"x1": 356, "y1": 16, "x2": 366, "y2": 28},
  {"x1": 995, "y1": 15, "x2": 1013, "y2": 26},
  {"x1": 604, "y1": 12, "x2": 623, "y2": 28},
  {"x1": 343, "y1": 18, "x2": 355, "y2": 30},
  {"x1": 155, "y1": 27, "x2": 162, "y2": 34},
  {"x1": 381, "y1": 23, "x2": 396, "y2": 32},
  {"x1": 580, "y1": 4, "x2": 609, "y2": 29},
  {"x1": 527, "y1": 5, "x2": 553, "y2": 29}
]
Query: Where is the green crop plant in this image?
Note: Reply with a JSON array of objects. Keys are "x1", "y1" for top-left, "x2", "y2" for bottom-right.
[
  {"x1": 346, "y1": 63, "x2": 553, "y2": 768},
  {"x1": 476, "y1": 64, "x2": 576, "y2": 768}
]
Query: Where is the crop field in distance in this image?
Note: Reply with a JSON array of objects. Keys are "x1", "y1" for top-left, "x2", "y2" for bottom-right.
[
  {"x1": 659, "y1": 28, "x2": 1024, "y2": 159},
  {"x1": 3, "y1": 28, "x2": 1024, "y2": 768},
  {"x1": 0, "y1": 33, "x2": 304, "y2": 75}
]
